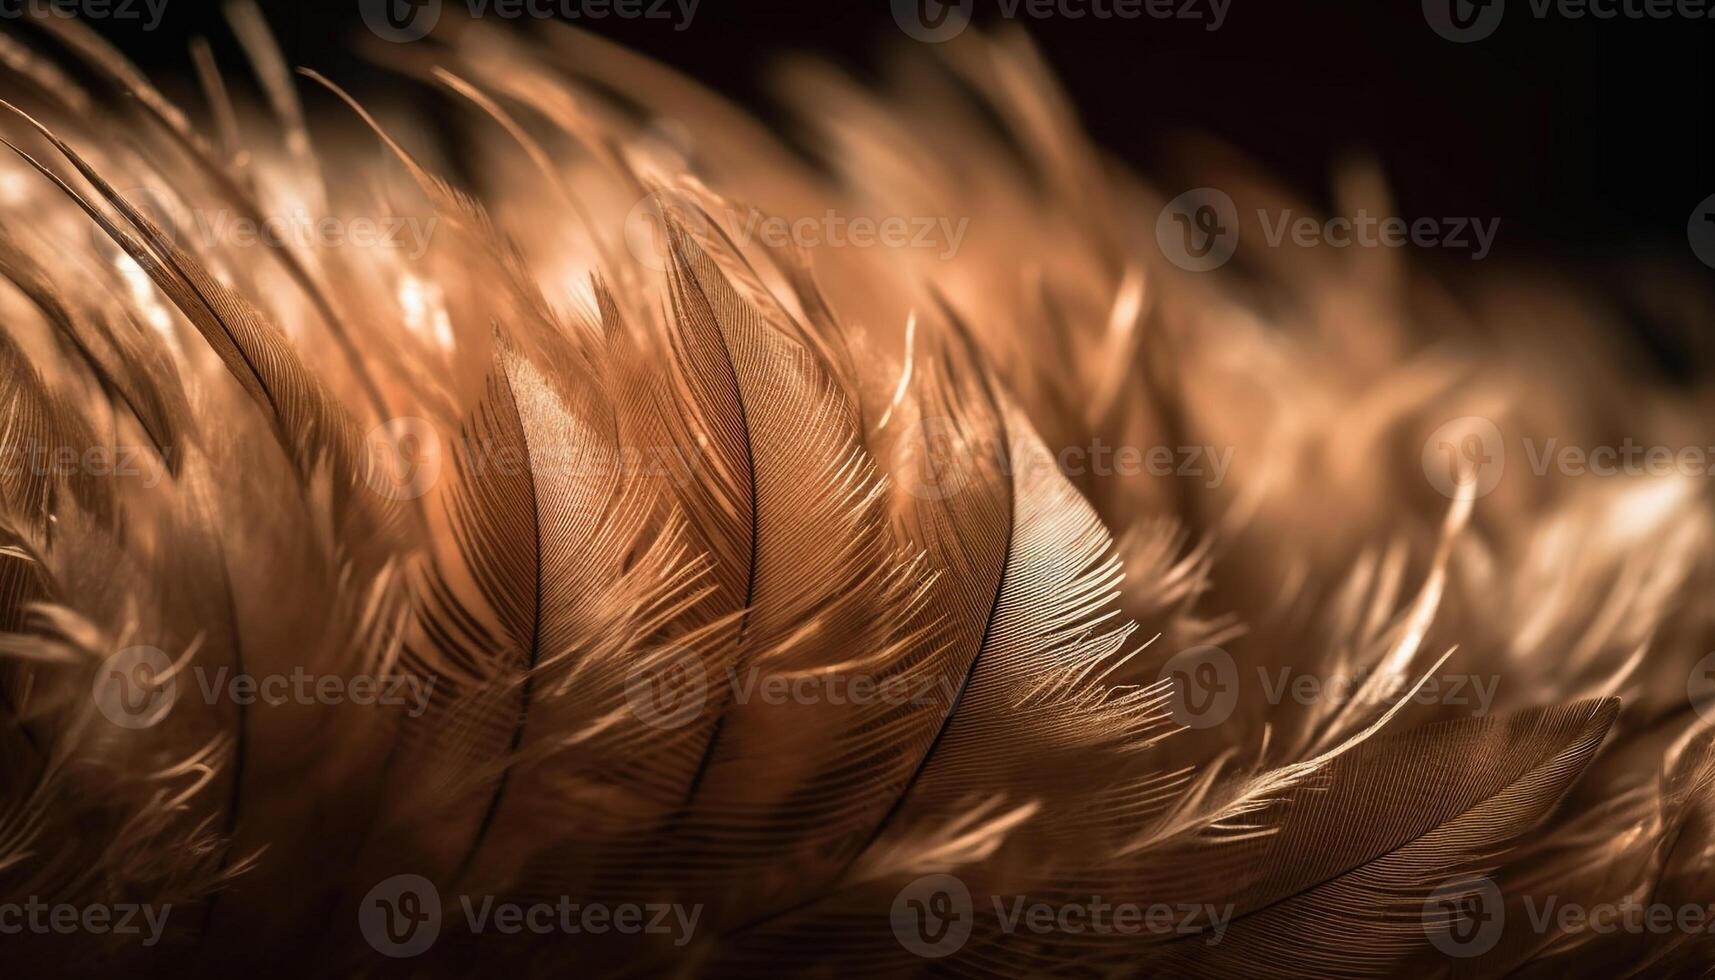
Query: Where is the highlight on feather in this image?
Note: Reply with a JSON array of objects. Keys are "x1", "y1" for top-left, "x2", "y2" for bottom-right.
[{"x1": 0, "y1": 6, "x2": 1711, "y2": 979}]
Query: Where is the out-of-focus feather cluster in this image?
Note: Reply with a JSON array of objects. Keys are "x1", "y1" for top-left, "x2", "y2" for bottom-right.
[{"x1": 0, "y1": 7, "x2": 1712, "y2": 978}]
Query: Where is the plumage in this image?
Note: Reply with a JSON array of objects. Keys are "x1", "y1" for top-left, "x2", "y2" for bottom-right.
[{"x1": 0, "y1": 7, "x2": 1710, "y2": 978}]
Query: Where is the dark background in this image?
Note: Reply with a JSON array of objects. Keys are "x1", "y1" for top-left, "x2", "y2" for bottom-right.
[{"x1": 52, "y1": 0, "x2": 1715, "y2": 266}]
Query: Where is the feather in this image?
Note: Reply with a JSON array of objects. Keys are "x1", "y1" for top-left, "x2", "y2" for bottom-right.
[{"x1": 0, "y1": 12, "x2": 1710, "y2": 980}]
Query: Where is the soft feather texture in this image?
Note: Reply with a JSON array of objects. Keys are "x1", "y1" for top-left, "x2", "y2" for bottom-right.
[{"x1": 0, "y1": 7, "x2": 1711, "y2": 978}]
